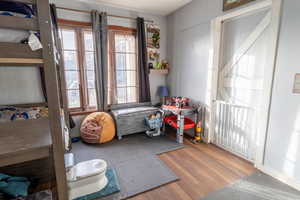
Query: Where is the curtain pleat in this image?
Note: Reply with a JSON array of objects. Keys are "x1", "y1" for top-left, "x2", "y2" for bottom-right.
[
  {"x1": 137, "y1": 17, "x2": 151, "y2": 102},
  {"x1": 91, "y1": 10, "x2": 109, "y2": 111}
]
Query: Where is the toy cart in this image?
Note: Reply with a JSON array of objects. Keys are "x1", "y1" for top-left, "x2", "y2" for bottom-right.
[{"x1": 145, "y1": 111, "x2": 164, "y2": 137}]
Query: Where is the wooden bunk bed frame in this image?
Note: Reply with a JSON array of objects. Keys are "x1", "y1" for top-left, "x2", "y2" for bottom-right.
[{"x1": 0, "y1": 0, "x2": 68, "y2": 199}]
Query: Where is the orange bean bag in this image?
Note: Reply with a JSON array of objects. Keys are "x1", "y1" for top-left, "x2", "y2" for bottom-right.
[{"x1": 80, "y1": 112, "x2": 116, "y2": 144}]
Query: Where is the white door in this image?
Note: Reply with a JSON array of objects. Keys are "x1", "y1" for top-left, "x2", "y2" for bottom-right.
[{"x1": 212, "y1": 5, "x2": 275, "y2": 162}]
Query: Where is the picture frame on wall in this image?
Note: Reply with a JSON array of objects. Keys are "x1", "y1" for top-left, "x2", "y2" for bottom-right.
[{"x1": 223, "y1": 0, "x2": 255, "y2": 11}]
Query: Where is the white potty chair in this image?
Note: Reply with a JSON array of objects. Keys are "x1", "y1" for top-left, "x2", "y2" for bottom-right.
[{"x1": 65, "y1": 154, "x2": 108, "y2": 200}]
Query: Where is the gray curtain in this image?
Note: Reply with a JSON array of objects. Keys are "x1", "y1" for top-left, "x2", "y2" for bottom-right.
[
  {"x1": 91, "y1": 11, "x2": 108, "y2": 111},
  {"x1": 137, "y1": 17, "x2": 151, "y2": 102}
]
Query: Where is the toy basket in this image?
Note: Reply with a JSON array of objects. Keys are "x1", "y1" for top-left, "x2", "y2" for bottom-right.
[{"x1": 145, "y1": 117, "x2": 163, "y2": 130}]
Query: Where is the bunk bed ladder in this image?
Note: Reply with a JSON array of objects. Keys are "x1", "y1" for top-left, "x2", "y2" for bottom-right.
[
  {"x1": 50, "y1": 4, "x2": 70, "y2": 130},
  {"x1": 0, "y1": 1, "x2": 68, "y2": 199},
  {"x1": 36, "y1": 0, "x2": 68, "y2": 199}
]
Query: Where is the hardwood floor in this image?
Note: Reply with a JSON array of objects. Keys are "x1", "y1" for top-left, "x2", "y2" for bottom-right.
[{"x1": 128, "y1": 136, "x2": 256, "y2": 200}]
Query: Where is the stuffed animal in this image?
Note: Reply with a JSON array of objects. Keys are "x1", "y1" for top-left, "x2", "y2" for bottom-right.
[{"x1": 10, "y1": 112, "x2": 29, "y2": 121}]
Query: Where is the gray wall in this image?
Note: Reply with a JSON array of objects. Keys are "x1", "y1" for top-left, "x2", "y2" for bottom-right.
[
  {"x1": 167, "y1": 0, "x2": 222, "y2": 105},
  {"x1": 264, "y1": 0, "x2": 300, "y2": 184},
  {"x1": 167, "y1": 0, "x2": 300, "y2": 186}
]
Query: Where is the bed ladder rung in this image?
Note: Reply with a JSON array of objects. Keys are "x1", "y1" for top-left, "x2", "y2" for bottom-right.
[
  {"x1": 0, "y1": 58, "x2": 44, "y2": 65},
  {"x1": 0, "y1": 43, "x2": 43, "y2": 59},
  {"x1": 0, "y1": 15, "x2": 39, "y2": 31}
]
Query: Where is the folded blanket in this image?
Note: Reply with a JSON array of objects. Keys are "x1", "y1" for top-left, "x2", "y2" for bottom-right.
[
  {"x1": 12, "y1": 190, "x2": 52, "y2": 200},
  {"x1": 0, "y1": 173, "x2": 30, "y2": 198}
]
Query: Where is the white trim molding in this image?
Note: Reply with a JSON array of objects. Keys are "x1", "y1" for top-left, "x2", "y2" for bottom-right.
[{"x1": 257, "y1": 164, "x2": 300, "y2": 191}]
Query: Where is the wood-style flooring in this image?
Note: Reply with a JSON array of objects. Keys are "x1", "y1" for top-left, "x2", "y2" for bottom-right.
[{"x1": 128, "y1": 136, "x2": 257, "y2": 200}]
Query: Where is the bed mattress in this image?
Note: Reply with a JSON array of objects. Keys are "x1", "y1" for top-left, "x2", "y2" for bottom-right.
[{"x1": 0, "y1": 11, "x2": 33, "y2": 43}]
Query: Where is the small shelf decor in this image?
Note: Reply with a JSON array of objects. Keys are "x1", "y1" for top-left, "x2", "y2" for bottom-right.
[{"x1": 150, "y1": 69, "x2": 168, "y2": 75}]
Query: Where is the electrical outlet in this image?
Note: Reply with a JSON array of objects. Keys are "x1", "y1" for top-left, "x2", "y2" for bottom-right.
[{"x1": 293, "y1": 73, "x2": 300, "y2": 94}]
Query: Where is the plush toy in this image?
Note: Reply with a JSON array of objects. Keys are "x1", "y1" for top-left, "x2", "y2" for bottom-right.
[{"x1": 10, "y1": 112, "x2": 29, "y2": 121}]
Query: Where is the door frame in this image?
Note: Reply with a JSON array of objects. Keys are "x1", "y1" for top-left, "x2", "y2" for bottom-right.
[{"x1": 208, "y1": 0, "x2": 283, "y2": 167}]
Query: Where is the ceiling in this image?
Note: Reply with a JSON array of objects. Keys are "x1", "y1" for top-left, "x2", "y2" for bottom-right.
[{"x1": 79, "y1": 0, "x2": 192, "y2": 16}]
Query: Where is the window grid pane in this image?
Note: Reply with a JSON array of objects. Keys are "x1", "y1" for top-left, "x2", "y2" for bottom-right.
[
  {"x1": 60, "y1": 27, "x2": 96, "y2": 111},
  {"x1": 62, "y1": 29, "x2": 76, "y2": 50},
  {"x1": 85, "y1": 52, "x2": 95, "y2": 70},
  {"x1": 88, "y1": 88, "x2": 97, "y2": 107},
  {"x1": 113, "y1": 32, "x2": 138, "y2": 104},
  {"x1": 84, "y1": 31, "x2": 94, "y2": 51},
  {"x1": 65, "y1": 70, "x2": 80, "y2": 90},
  {"x1": 67, "y1": 89, "x2": 80, "y2": 108},
  {"x1": 63, "y1": 50, "x2": 79, "y2": 70}
]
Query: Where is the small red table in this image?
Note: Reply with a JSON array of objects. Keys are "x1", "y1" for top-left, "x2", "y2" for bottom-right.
[{"x1": 162, "y1": 105, "x2": 196, "y2": 143}]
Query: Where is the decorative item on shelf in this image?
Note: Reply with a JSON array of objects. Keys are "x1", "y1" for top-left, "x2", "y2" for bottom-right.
[
  {"x1": 161, "y1": 59, "x2": 169, "y2": 69},
  {"x1": 147, "y1": 24, "x2": 160, "y2": 49},
  {"x1": 148, "y1": 62, "x2": 154, "y2": 69},
  {"x1": 223, "y1": 0, "x2": 255, "y2": 11},
  {"x1": 155, "y1": 61, "x2": 162, "y2": 69},
  {"x1": 148, "y1": 49, "x2": 160, "y2": 61},
  {"x1": 157, "y1": 86, "x2": 169, "y2": 105}
]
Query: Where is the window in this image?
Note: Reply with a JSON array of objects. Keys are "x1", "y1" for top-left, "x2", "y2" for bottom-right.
[
  {"x1": 59, "y1": 24, "x2": 97, "y2": 113},
  {"x1": 108, "y1": 26, "x2": 138, "y2": 104}
]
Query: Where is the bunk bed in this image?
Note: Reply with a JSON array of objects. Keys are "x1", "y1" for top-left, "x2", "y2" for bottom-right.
[{"x1": 0, "y1": 0, "x2": 68, "y2": 199}]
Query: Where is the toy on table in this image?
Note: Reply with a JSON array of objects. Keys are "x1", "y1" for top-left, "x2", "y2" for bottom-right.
[{"x1": 166, "y1": 96, "x2": 190, "y2": 108}]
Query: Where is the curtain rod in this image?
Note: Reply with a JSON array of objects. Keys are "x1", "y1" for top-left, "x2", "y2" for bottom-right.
[{"x1": 56, "y1": 6, "x2": 154, "y2": 23}]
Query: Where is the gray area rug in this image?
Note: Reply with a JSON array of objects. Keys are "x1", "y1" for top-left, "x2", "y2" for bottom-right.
[
  {"x1": 202, "y1": 171, "x2": 300, "y2": 200},
  {"x1": 72, "y1": 134, "x2": 183, "y2": 200}
]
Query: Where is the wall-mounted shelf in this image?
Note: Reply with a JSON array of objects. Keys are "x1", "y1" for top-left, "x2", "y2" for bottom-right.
[{"x1": 150, "y1": 69, "x2": 169, "y2": 75}]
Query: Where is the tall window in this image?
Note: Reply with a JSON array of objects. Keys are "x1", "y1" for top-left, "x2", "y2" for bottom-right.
[
  {"x1": 59, "y1": 24, "x2": 97, "y2": 113},
  {"x1": 108, "y1": 26, "x2": 138, "y2": 104}
]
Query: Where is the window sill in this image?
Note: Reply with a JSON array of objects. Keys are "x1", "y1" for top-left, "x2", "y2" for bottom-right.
[{"x1": 70, "y1": 110, "x2": 97, "y2": 116}]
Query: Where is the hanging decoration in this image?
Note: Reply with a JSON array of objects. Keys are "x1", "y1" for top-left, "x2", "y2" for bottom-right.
[{"x1": 146, "y1": 24, "x2": 160, "y2": 49}]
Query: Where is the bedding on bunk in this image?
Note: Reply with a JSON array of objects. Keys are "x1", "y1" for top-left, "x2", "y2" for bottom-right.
[
  {"x1": 0, "y1": 106, "x2": 48, "y2": 123},
  {"x1": 0, "y1": 1, "x2": 36, "y2": 43},
  {"x1": 0, "y1": 1, "x2": 36, "y2": 17}
]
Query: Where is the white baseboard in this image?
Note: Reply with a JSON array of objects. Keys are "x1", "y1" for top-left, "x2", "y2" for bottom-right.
[{"x1": 256, "y1": 164, "x2": 300, "y2": 191}]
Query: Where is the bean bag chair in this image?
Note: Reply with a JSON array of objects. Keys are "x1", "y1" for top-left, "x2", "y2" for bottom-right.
[{"x1": 80, "y1": 112, "x2": 116, "y2": 144}]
